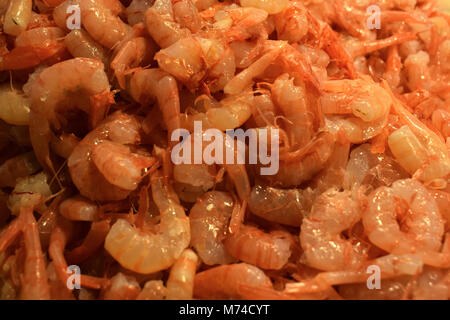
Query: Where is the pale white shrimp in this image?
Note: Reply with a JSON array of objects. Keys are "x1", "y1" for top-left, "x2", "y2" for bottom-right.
[
  {"x1": 189, "y1": 191, "x2": 236, "y2": 265},
  {"x1": 7, "y1": 172, "x2": 52, "y2": 214},
  {"x1": 173, "y1": 164, "x2": 216, "y2": 194},
  {"x1": 248, "y1": 184, "x2": 314, "y2": 227},
  {"x1": 101, "y1": 273, "x2": 140, "y2": 300},
  {"x1": 194, "y1": 263, "x2": 273, "y2": 299},
  {"x1": 344, "y1": 144, "x2": 409, "y2": 190},
  {"x1": 166, "y1": 249, "x2": 198, "y2": 300},
  {"x1": 79, "y1": 0, "x2": 131, "y2": 49},
  {"x1": 3, "y1": 0, "x2": 32, "y2": 36},
  {"x1": 68, "y1": 112, "x2": 156, "y2": 201},
  {"x1": 104, "y1": 170, "x2": 190, "y2": 274},
  {"x1": 64, "y1": 30, "x2": 109, "y2": 66},
  {"x1": 224, "y1": 224, "x2": 292, "y2": 270},
  {"x1": 145, "y1": 0, "x2": 191, "y2": 48},
  {"x1": 59, "y1": 195, "x2": 99, "y2": 221},
  {"x1": 0, "y1": 83, "x2": 31, "y2": 126},
  {"x1": 155, "y1": 36, "x2": 236, "y2": 92},
  {"x1": 0, "y1": 152, "x2": 41, "y2": 188},
  {"x1": 363, "y1": 179, "x2": 450, "y2": 268},
  {"x1": 180, "y1": 91, "x2": 253, "y2": 131},
  {"x1": 240, "y1": 0, "x2": 289, "y2": 14},
  {"x1": 300, "y1": 188, "x2": 365, "y2": 272},
  {"x1": 387, "y1": 90, "x2": 450, "y2": 184},
  {"x1": 136, "y1": 280, "x2": 167, "y2": 300}
]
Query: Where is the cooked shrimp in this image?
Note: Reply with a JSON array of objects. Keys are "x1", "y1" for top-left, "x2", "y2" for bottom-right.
[
  {"x1": 104, "y1": 170, "x2": 190, "y2": 274},
  {"x1": 68, "y1": 112, "x2": 155, "y2": 201},
  {"x1": 387, "y1": 91, "x2": 450, "y2": 184},
  {"x1": 126, "y1": 0, "x2": 153, "y2": 26},
  {"x1": 224, "y1": 224, "x2": 292, "y2": 270},
  {"x1": 266, "y1": 132, "x2": 335, "y2": 187},
  {"x1": 136, "y1": 280, "x2": 168, "y2": 300},
  {"x1": 273, "y1": 1, "x2": 308, "y2": 43},
  {"x1": 189, "y1": 191, "x2": 236, "y2": 265},
  {"x1": 3, "y1": 0, "x2": 32, "y2": 36},
  {"x1": 15, "y1": 27, "x2": 65, "y2": 48},
  {"x1": 145, "y1": 0, "x2": 191, "y2": 48},
  {"x1": 59, "y1": 195, "x2": 99, "y2": 221},
  {"x1": 101, "y1": 273, "x2": 140, "y2": 300},
  {"x1": 79, "y1": 0, "x2": 131, "y2": 49},
  {"x1": 111, "y1": 36, "x2": 157, "y2": 88},
  {"x1": 129, "y1": 68, "x2": 180, "y2": 139},
  {"x1": 240, "y1": 0, "x2": 289, "y2": 14},
  {"x1": 271, "y1": 73, "x2": 314, "y2": 149},
  {"x1": 0, "y1": 152, "x2": 41, "y2": 188},
  {"x1": 248, "y1": 184, "x2": 314, "y2": 227},
  {"x1": 0, "y1": 84, "x2": 31, "y2": 126},
  {"x1": 364, "y1": 179, "x2": 450, "y2": 267},
  {"x1": 7, "y1": 172, "x2": 52, "y2": 214},
  {"x1": 194, "y1": 263, "x2": 273, "y2": 299},
  {"x1": 180, "y1": 91, "x2": 253, "y2": 131},
  {"x1": 64, "y1": 29, "x2": 109, "y2": 66},
  {"x1": 28, "y1": 57, "x2": 112, "y2": 171},
  {"x1": 300, "y1": 188, "x2": 365, "y2": 272},
  {"x1": 0, "y1": 207, "x2": 51, "y2": 299},
  {"x1": 166, "y1": 249, "x2": 198, "y2": 300}
]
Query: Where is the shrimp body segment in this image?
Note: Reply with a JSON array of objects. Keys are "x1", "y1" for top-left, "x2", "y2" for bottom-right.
[{"x1": 104, "y1": 171, "x2": 190, "y2": 274}]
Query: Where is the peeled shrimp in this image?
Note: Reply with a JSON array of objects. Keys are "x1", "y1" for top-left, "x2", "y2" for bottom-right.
[
  {"x1": 224, "y1": 224, "x2": 292, "y2": 270},
  {"x1": 364, "y1": 179, "x2": 449, "y2": 267},
  {"x1": 166, "y1": 249, "x2": 198, "y2": 300},
  {"x1": 64, "y1": 30, "x2": 109, "y2": 66},
  {"x1": 248, "y1": 184, "x2": 314, "y2": 227},
  {"x1": 3, "y1": 0, "x2": 32, "y2": 36},
  {"x1": 28, "y1": 57, "x2": 112, "y2": 171},
  {"x1": 79, "y1": 0, "x2": 131, "y2": 49},
  {"x1": 68, "y1": 112, "x2": 155, "y2": 201},
  {"x1": 104, "y1": 170, "x2": 190, "y2": 274},
  {"x1": 194, "y1": 263, "x2": 273, "y2": 299},
  {"x1": 189, "y1": 191, "x2": 236, "y2": 265},
  {"x1": 300, "y1": 188, "x2": 365, "y2": 272},
  {"x1": 145, "y1": 0, "x2": 191, "y2": 49}
]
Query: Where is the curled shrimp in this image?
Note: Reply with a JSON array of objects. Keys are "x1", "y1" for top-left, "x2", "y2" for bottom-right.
[
  {"x1": 64, "y1": 29, "x2": 109, "y2": 66},
  {"x1": 224, "y1": 224, "x2": 292, "y2": 270},
  {"x1": 388, "y1": 90, "x2": 450, "y2": 184},
  {"x1": 111, "y1": 36, "x2": 157, "y2": 88},
  {"x1": 194, "y1": 263, "x2": 273, "y2": 299},
  {"x1": 3, "y1": 0, "x2": 32, "y2": 36},
  {"x1": 189, "y1": 191, "x2": 236, "y2": 265},
  {"x1": 59, "y1": 195, "x2": 99, "y2": 221},
  {"x1": 166, "y1": 249, "x2": 198, "y2": 300},
  {"x1": 248, "y1": 184, "x2": 314, "y2": 227},
  {"x1": 363, "y1": 179, "x2": 450, "y2": 268},
  {"x1": 300, "y1": 188, "x2": 365, "y2": 272},
  {"x1": 28, "y1": 57, "x2": 113, "y2": 171},
  {"x1": 0, "y1": 83, "x2": 31, "y2": 126},
  {"x1": 129, "y1": 68, "x2": 180, "y2": 139},
  {"x1": 180, "y1": 91, "x2": 253, "y2": 132},
  {"x1": 145, "y1": 0, "x2": 192, "y2": 48},
  {"x1": 79, "y1": 0, "x2": 131, "y2": 49},
  {"x1": 104, "y1": 170, "x2": 190, "y2": 274},
  {"x1": 68, "y1": 112, "x2": 156, "y2": 201}
]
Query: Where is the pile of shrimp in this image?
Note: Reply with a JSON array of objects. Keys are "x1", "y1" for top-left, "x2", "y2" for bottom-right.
[{"x1": 0, "y1": 0, "x2": 449, "y2": 300}]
